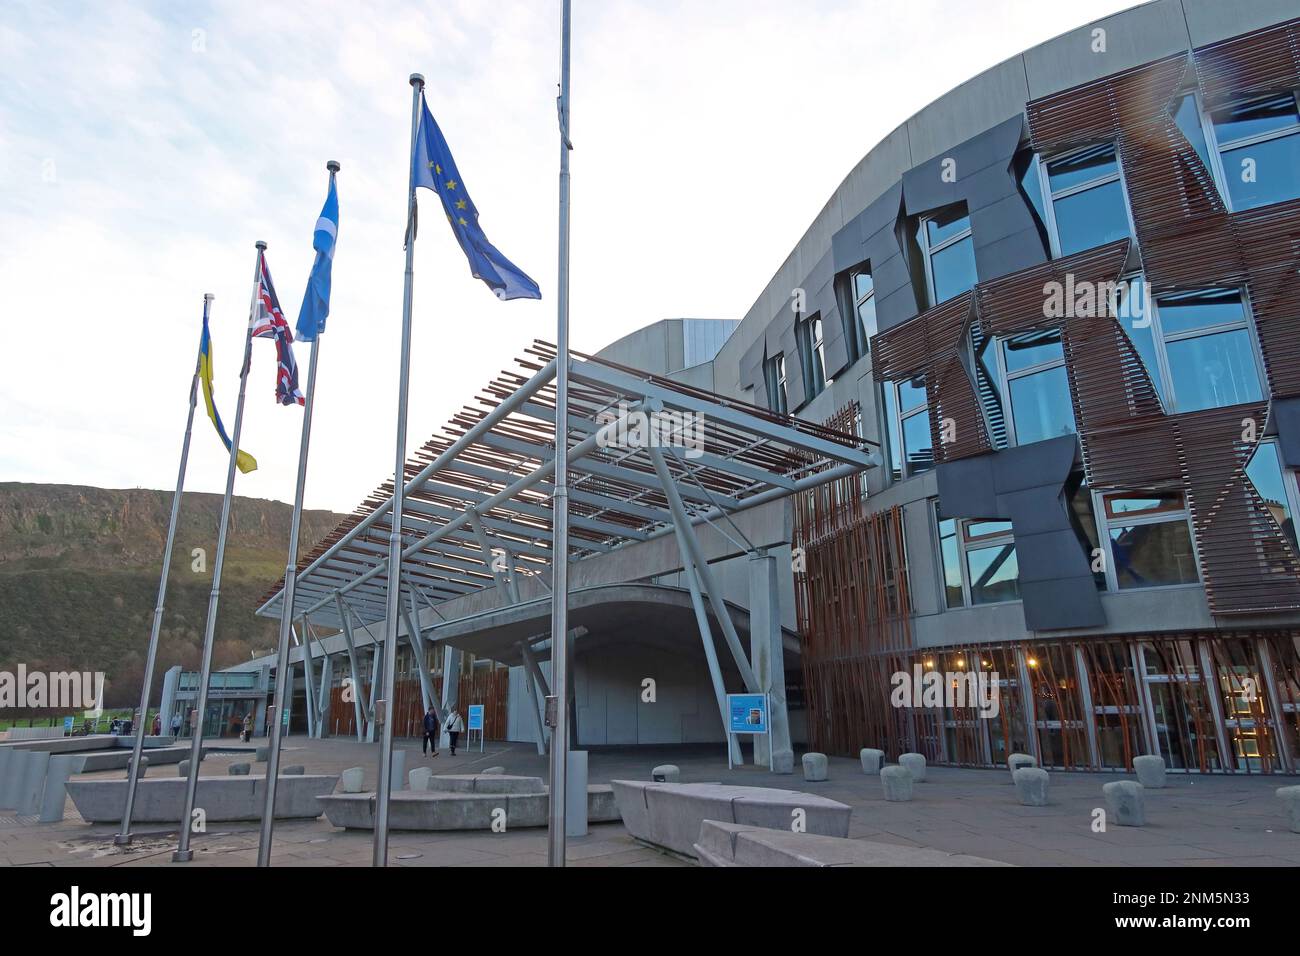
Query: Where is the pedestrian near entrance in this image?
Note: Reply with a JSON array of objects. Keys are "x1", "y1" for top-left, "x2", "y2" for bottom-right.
[
  {"x1": 171, "y1": 711, "x2": 181, "y2": 737},
  {"x1": 422, "y1": 705, "x2": 440, "y2": 757},
  {"x1": 445, "y1": 706, "x2": 464, "y2": 756},
  {"x1": 242, "y1": 712, "x2": 253, "y2": 742}
]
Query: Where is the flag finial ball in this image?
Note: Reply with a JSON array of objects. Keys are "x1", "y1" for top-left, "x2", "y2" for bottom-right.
[
  {"x1": 410, "y1": 73, "x2": 424, "y2": 87},
  {"x1": 327, "y1": 160, "x2": 341, "y2": 173},
  {"x1": 255, "y1": 240, "x2": 267, "y2": 250},
  {"x1": 204, "y1": 293, "x2": 214, "y2": 302}
]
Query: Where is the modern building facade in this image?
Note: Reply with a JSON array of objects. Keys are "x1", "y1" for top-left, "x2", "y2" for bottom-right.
[{"x1": 221, "y1": 0, "x2": 1300, "y2": 776}]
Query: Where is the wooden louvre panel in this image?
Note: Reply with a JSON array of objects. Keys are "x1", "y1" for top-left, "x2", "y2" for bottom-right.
[{"x1": 1194, "y1": 16, "x2": 1300, "y2": 109}]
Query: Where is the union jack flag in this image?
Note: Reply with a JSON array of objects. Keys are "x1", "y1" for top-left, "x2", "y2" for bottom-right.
[{"x1": 250, "y1": 251, "x2": 305, "y2": 407}]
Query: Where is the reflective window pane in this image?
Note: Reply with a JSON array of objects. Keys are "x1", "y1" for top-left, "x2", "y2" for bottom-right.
[
  {"x1": 1174, "y1": 93, "x2": 1213, "y2": 174},
  {"x1": 1002, "y1": 328, "x2": 1064, "y2": 373},
  {"x1": 1156, "y1": 287, "x2": 1246, "y2": 336},
  {"x1": 1106, "y1": 491, "x2": 1184, "y2": 517},
  {"x1": 902, "y1": 410, "x2": 933, "y2": 476},
  {"x1": 1047, "y1": 144, "x2": 1119, "y2": 192},
  {"x1": 930, "y1": 234, "x2": 978, "y2": 303},
  {"x1": 1009, "y1": 365, "x2": 1077, "y2": 445},
  {"x1": 1165, "y1": 328, "x2": 1262, "y2": 412},
  {"x1": 1053, "y1": 179, "x2": 1130, "y2": 255},
  {"x1": 925, "y1": 207, "x2": 971, "y2": 247},
  {"x1": 1109, "y1": 520, "x2": 1198, "y2": 589},
  {"x1": 1245, "y1": 441, "x2": 1298, "y2": 550},
  {"x1": 882, "y1": 384, "x2": 902, "y2": 482},
  {"x1": 1017, "y1": 152, "x2": 1047, "y2": 227},
  {"x1": 1122, "y1": 314, "x2": 1167, "y2": 406},
  {"x1": 1222, "y1": 134, "x2": 1300, "y2": 210},
  {"x1": 966, "y1": 543, "x2": 1020, "y2": 604},
  {"x1": 938, "y1": 516, "x2": 963, "y2": 608},
  {"x1": 966, "y1": 519, "x2": 1013, "y2": 539},
  {"x1": 897, "y1": 376, "x2": 927, "y2": 414},
  {"x1": 856, "y1": 292, "x2": 878, "y2": 342},
  {"x1": 1211, "y1": 94, "x2": 1300, "y2": 145},
  {"x1": 853, "y1": 271, "x2": 874, "y2": 301}
]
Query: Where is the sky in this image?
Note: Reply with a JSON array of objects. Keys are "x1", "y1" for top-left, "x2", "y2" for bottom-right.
[{"x1": 0, "y1": 0, "x2": 1137, "y2": 514}]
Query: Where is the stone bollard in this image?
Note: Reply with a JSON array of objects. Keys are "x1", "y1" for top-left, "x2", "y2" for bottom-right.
[
  {"x1": 880, "y1": 765, "x2": 914, "y2": 802},
  {"x1": 899, "y1": 752, "x2": 927, "y2": 782},
  {"x1": 1013, "y1": 767, "x2": 1050, "y2": 806},
  {"x1": 409, "y1": 767, "x2": 433, "y2": 791},
  {"x1": 1102, "y1": 780, "x2": 1146, "y2": 826},
  {"x1": 1133, "y1": 754, "x2": 1167, "y2": 789},
  {"x1": 651, "y1": 764, "x2": 680, "y2": 783},
  {"x1": 1276, "y1": 786, "x2": 1300, "y2": 834},
  {"x1": 255, "y1": 747, "x2": 269, "y2": 762},
  {"x1": 1007, "y1": 753, "x2": 1036, "y2": 780},
  {"x1": 129, "y1": 755, "x2": 149, "y2": 779},
  {"x1": 39, "y1": 755, "x2": 86, "y2": 824},
  {"x1": 482, "y1": 766, "x2": 506, "y2": 775},
  {"x1": 177, "y1": 759, "x2": 191, "y2": 778},
  {"x1": 282, "y1": 765, "x2": 305, "y2": 776},
  {"x1": 2, "y1": 750, "x2": 32, "y2": 808},
  {"x1": 390, "y1": 750, "x2": 406, "y2": 792},
  {"x1": 340, "y1": 767, "x2": 365, "y2": 793},
  {"x1": 802, "y1": 753, "x2": 829, "y2": 782},
  {"x1": 228, "y1": 763, "x2": 251, "y2": 776},
  {"x1": 859, "y1": 748, "x2": 885, "y2": 774}
]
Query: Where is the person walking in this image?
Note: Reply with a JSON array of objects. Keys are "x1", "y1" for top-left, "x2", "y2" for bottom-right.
[
  {"x1": 171, "y1": 711, "x2": 181, "y2": 737},
  {"x1": 152, "y1": 713, "x2": 161, "y2": 736},
  {"x1": 242, "y1": 712, "x2": 253, "y2": 743},
  {"x1": 422, "y1": 705, "x2": 440, "y2": 757},
  {"x1": 445, "y1": 706, "x2": 464, "y2": 756}
]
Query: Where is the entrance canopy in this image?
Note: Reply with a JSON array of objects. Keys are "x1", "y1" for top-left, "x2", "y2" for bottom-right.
[{"x1": 255, "y1": 341, "x2": 879, "y2": 631}]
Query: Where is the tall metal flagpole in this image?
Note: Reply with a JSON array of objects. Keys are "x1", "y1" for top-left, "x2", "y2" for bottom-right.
[
  {"x1": 257, "y1": 162, "x2": 337, "y2": 868},
  {"x1": 115, "y1": 293, "x2": 210, "y2": 847},
  {"x1": 547, "y1": 0, "x2": 573, "y2": 868},
  {"x1": 373, "y1": 74, "x2": 424, "y2": 868},
  {"x1": 174, "y1": 243, "x2": 263, "y2": 863}
]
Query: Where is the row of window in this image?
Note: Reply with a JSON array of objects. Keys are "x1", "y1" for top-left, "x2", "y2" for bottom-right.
[{"x1": 934, "y1": 439, "x2": 1300, "y2": 610}]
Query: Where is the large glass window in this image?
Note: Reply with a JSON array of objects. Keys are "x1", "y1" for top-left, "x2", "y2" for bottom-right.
[
  {"x1": 935, "y1": 503, "x2": 1019, "y2": 607},
  {"x1": 1211, "y1": 92, "x2": 1300, "y2": 211},
  {"x1": 763, "y1": 352, "x2": 788, "y2": 415},
  {"x1": 1041, "y1": 144, "x2": 1133, "y2": 256},
  {"x1": 882, "y1": 374, "x2": 931, "y2": 481},
  {"x1": 1122, "y1": 280, "x2": 1264, "y2": 414},
  {"x1": 1098, "y1": 491, "x2": 1198, "y2": 590},
  {"x1": 917, "y1": 205, "x2": 977, "y2": 306},
  {"x1": 843, "y1": 267, "x2": 875, "y2": 365},
  {"x1": 1174, "y1": 92, "x2": 1215, "y2": 180},
  {"x1": 1245, "y1": 439, "x2": 1300, "y2": 553},
  {"x1": 796, "y1": 312, "x2": 827, "y2": 401},
  {"x1": 1000, "y1": 328, "x2": 1076, "y2": 446}
]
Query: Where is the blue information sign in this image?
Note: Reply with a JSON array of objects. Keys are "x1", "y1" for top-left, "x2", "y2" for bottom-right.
[
  {"x1": 726, "y1": 693, "x2": 769, "y2": 735},
  {"x1": 467, "y1": 704, "x2": 485, "y2": 731}
]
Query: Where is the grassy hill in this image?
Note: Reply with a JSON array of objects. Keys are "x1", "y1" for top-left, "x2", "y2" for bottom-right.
[{"x1": 0, "y1": 483, "x2": 345, "y2": 711}]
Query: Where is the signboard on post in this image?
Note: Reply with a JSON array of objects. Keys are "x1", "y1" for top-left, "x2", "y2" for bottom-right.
[
  {"x1": 467, "y1": 704, "x2": 485, "y2": 753},
  {"x1": 725, "y1": 692, "x2": 769, "y2": 770}
]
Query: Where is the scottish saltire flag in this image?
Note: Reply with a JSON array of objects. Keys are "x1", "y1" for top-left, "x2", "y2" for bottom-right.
[
  {"x1": 412, "y1": 93, "x2": 541, "y2": 301},
  {"x1": 198, "y1": 313, "x2": 257, "y2": 474},
  {"x1": 296, "y1": 176, "x2": 338, "y2": 342},
  {"x1": 251, "y1": 252, "x2": 305, "y2": 407}
]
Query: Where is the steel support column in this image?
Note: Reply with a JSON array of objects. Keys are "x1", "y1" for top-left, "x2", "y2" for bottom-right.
[{"x1": 335, "y1": 593, "x2": 366, "y2": 742}]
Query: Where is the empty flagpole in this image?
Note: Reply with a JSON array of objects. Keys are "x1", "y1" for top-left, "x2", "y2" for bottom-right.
[
  {"x1": 373, "y1": 74, "x2": 425, "y2": 867},
  {"x1": 547, "y1": 0, "x2": 573, "y2": 868},
  {"x1": 174, "y1": 243, "x2": 263, "y2": 863},
  {"x1": 115, "y1": 293, "x2": 210, "y2": 847},
  {"x1": 257, "y1": 162, "x2": 337, "y2": 868}
]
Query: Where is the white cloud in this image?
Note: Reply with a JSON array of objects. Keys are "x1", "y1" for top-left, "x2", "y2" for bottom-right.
[{"x1": 0, "y1": 0, "x2": 1135, "y2": 512}]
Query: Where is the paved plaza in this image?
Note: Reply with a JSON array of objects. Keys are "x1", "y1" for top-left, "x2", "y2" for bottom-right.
[{"x1": 2, "y1": 738, "x2": 1297, "y2": 867}]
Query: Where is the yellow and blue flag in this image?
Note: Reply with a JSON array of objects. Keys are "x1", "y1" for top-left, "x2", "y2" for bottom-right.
[
  {"x1": 412, "y1": 92, "x2": 541, "y2": 301},
  {"x1": 198, "y1": 312, "x2": 257, "y2": 474}
]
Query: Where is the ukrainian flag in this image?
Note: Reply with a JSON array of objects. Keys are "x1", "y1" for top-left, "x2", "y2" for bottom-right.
[{"x1": 199, "y1": 314, "x2": 257, "y2": 474}]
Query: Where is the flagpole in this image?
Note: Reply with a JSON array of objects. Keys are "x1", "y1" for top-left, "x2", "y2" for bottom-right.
[
  {"x1": 114, "y1": 293, "x2": 209, "y2": 847},
  {"x1": 256, "y1": 162, "x2": 337, "y2": 867},
  {"x1": 547, "y1": 0, "x2": 573, "y2": 868},
  {"x1": 173, "y1": 243, "x2": 263, "y2": 863},
  {"x1": 373, "y1": 74, "x2": 424, "y2": 868}
]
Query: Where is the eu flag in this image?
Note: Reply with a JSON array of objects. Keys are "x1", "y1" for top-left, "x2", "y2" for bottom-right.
[
  {"x1": 296, "y1": 175, "x2": 338, "y2": 341},
  {"x1": 412, "y1": 93, "x2": 541, "y2": 301}
]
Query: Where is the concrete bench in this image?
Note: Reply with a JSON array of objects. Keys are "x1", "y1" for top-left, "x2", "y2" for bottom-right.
[
  {"x1": 611, "y1": 780, "x2": 851, "y2": 858},
  {"x1": 317, "y1": 784, "x2": 617, "y2": 831},
  {"x1": 64, "y1": 774, "x2": 339, "y2": 823},
  {"x1": 420, "y1": 774, "x2": 546, "y2": 795},
  {"x1": 694, "y1": 821, "x2": 1010, "y2": 867}
]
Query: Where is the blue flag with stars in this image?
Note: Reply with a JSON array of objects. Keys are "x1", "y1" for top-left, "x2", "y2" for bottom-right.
[
  {"x1": 412, "y1": 93, "x2": 541, "y2": 301},
  {"x1": 296, "y1": 174, "x2": 338, "y2": 342}
]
